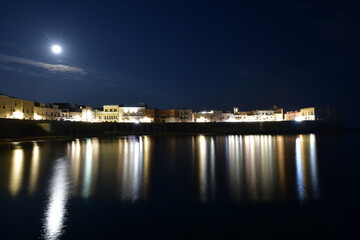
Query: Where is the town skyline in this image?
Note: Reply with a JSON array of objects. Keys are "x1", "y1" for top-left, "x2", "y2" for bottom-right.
[{"x1": 1, "y1": 92, "x2": 339, "y2": 123}]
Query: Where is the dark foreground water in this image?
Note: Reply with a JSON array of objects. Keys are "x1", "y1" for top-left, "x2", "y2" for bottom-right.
[{"x1": 0, "y1": 134, "x2": 359, "y2": 239}]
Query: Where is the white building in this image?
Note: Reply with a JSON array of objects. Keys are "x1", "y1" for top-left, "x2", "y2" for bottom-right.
[
  {"x1": 97, "y1": 105, "x2": 148, "y2": 123},
  {"x1": 34, "y1": 103, "x2": 62, "y2": 120},
  {"x1": 193, "y1": 110, "x2": 222, "y2": 122},
  {"x1": 119, "y1": 106, "x2": 146, "y2": 122}
]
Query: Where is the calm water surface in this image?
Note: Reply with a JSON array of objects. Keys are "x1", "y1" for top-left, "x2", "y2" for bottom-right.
[{"x1": 0, "y1": 134, "x2": 359, "y2": 239}]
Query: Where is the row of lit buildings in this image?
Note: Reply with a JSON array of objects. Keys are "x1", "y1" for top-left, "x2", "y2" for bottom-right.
[{"x1": 0, "y1": 93, "x2": 340, "y2": 123}]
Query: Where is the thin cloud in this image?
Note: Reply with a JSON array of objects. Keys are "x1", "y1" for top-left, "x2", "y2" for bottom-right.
[
  {"x1": 0, "y1": 64, "x2": 43, "y2": 77},
  {"x1": 0, "y1": 54, "x2": 155, "y2": 94},
  {"x1": 0, "y1": 54, "x2": 87, "y2": 79}
]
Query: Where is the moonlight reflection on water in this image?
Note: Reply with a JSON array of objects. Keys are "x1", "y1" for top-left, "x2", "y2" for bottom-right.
[{"x1": 42, "y1": 158, "x2": 70, "y2": 240}]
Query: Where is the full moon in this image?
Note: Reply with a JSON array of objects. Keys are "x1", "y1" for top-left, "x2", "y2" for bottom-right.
[{"x1": 51, "y1": 45, "x2": 62, "y2": 54}]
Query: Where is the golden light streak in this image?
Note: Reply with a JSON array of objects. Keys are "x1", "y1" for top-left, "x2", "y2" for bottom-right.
[
  {"x1": 9, "y1": 148, "x2": 24, "y2": 197},
  {"x1": 309, "y1": 134, "x2": 319, "y2": 199},
  {"x1": 28, "y1": 143, "x2": 40, "y2": 195},
  {"x1": 70, "y1": 139, "x2": 82, "y2": 196},
  {"x1": 198, "y1": 135, "x2": 207, "y2": 202},
  {"x1": 143, "y1": 136, "x2": 151, "y2": 199},
  {"x1": 276, "y1": 136, "x2": 287, "y2": 200}
]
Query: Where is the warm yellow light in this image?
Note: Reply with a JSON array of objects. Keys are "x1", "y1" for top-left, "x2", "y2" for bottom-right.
[
  {"x1": 12, "y1": 111, "x2": 24, "y2": 119},
  {"x1": 29, "y1": 143, "x2": 40, "y2": 195},
  {"x1": 295, "y1": 117, "x2": 303, "y2": 122},
  {"x1": 140, "y1": 117, "x2": 152, "y2": 123},
  {"x1": 73, "y1": 116, "x2": 82, "y2": 122},
  {"x1": 9, "y1": 148, "x2": 24, "y2": 197},
  {"x1": 34, "y1": 114, "x2": 43, "y2": 120},
  {"x1": 197, "y1": 117, "x2": 207, "y2": 122}
]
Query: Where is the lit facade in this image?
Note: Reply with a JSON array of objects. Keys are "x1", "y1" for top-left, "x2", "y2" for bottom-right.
[
  {"x1": 291, "y1": 107, "x2": 341, "y2": 122},
  {"x1": 285, "y1": 111, "x2": 302, "y2": 121},
  {"x1": 97, "y1": 105, "x2": 147, "y2": 123},
  {"x1": 0, "y1": 94, "x2": 34, "y2": 120},
  {"x1": 34, "y1": 103, "x2": 61, "y2": 120},
  {"x1": 152, "y1": 109, "x2": 193, "y2": 123},
  {"x1": 98, "y1": 105, "x2": 119, "y2": 122},
  {"x1": 119, "y1": 107, "x2": 146, "y2": 122},
  {"x1": 274, "y1": 108, "x2": 284, "y2": 121},
  {"x1": 193, "y1": 111, "x2": 222, "y2": 122},
  {"x1": 0, "y1": 93, "x2": 341, "y2": 123}
]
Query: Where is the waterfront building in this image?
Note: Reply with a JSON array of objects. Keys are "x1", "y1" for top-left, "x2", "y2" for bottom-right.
[
  {"x1": 119, "y1": 106, "x2": 147, "y2": 122},
  {"x1": 145, "y1": 109, "x2": 155, "y2": 122},
  {"x1": 98, "y1": 105, "x2": 120, "y2": 122},
  {"x1": 97, "y1": 105, "x2": 148, "y2": 123},
  {"x1": 0, "y1": 94, "x2": 35, "y2": 119},
  {"x1": 249, "y1": 110, "x2": 275, "y2": 121},
  {"x1": 274, "y1": 108, "x2": 284, "y2": 121},
  {"x1": 300, "y1": 107, "x2": 316, "y2": 121},
  {"x1": 144, "y1": 108, "x2": 192, "y2": 123},
  {"x1": 53, "y1": 103, "x2": 79, "y2": 121},
  {"x1": 66, "y1": 111, "x2": 82, "y2": 121},
  {"x1": 222, "y1": 112, "x2": 236, "y2": 122},
  {"x1": 177, "y1": 109, "x2": 193, "y2": 122},
  {"x1": 34, "y1": 103, "x2": 61, "y2": 120},
  {"x1": 230, "y1": 108, "x2": 279, "y2": 122},
  {"x1": 153, "y1": 109, "x2": 177, "y2": 123},
  {"x1": 285, "y1": 111, "x2": 302, "y2": 121},
  {"x1": 193, "y1": 110, "x2": 222, "y2": 122}
]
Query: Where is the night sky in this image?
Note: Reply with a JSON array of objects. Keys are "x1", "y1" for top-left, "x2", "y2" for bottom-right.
[{"x1": 0, "y1": 0, "x2": 359, "y2": 127}]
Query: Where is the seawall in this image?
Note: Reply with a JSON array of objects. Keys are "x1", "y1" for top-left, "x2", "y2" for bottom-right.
[{"x1": 0, "y1": 118, "x2": 343, "y2": 141}]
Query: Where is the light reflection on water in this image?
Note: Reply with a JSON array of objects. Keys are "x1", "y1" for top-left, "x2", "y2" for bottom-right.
[
  {"x1": 65, "y1": 137, "x2": 151, "y2": 200},
  {"x1": 1, "y1": 134, "x2": 321, "y2": 238},
  {"x1": 118, "y1": 137, "x2": 145, "y2": 201},
  {"x1": 8, "y1": 148, "x2": 24, "y2": 197},
  {"x1": 29, "y1": 143, "x2": 40, "y2": 195},
  {"x1": 42, "y1": 158, "x2": 70, "y2": 240},
  {"x1": 197, "y1": 136, "x2": 216, "y2": 202},
  {"x1": 4, "y1": 135, "x2": 319, "y2": 204},
  {"x1": 295, "y1": 135, "x2": 319, "y2": 202},
  {"x1": 195, "y1": 134, "x2": 319, "y2": 203}
]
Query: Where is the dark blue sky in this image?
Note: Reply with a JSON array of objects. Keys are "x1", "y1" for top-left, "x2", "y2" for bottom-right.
[{"x1": 0, "y1": 0, "x2": 359, "y2": 126}]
